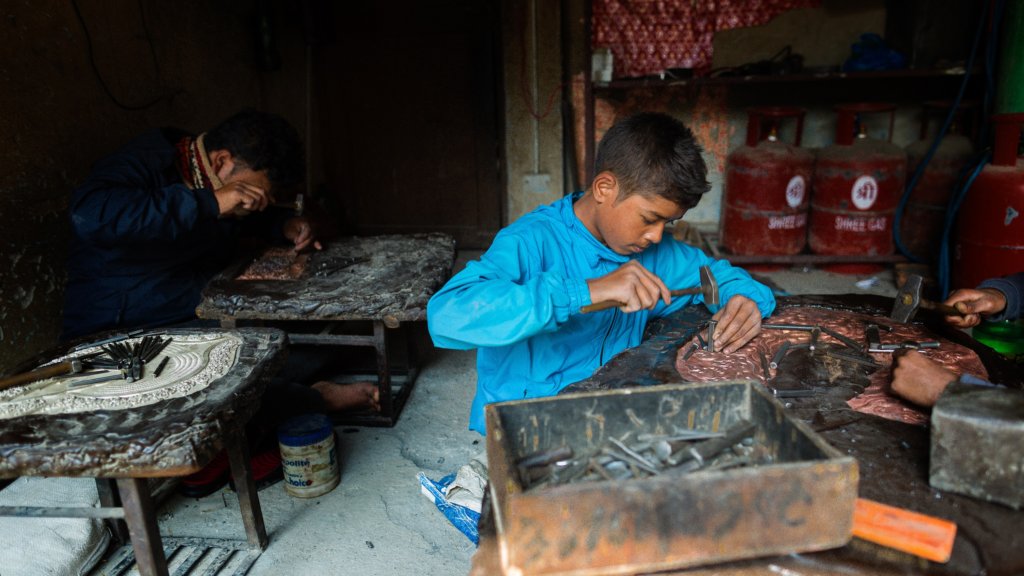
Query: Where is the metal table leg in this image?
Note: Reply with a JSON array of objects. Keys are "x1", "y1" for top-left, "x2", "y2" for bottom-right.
[{"x1": 116, "y1": 477, "x2": 169, "y2": 576}]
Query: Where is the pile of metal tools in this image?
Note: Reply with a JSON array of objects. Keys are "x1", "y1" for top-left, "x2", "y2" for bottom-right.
[
  {"x1": 67, "y1": 334, "x2": 173, "y2": 389},
  {"x1": 517, "y1": 420, "x2": 765, "y2": 492},
  {"x1": 758, "y1": 323, "x2": 879, "y2": 399},
  {"x1": 750, "y1": 320, "x2": 942, "y2": 399}
]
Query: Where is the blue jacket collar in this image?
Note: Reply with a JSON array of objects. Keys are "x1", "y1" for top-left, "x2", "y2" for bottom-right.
[{"x1": 560, "y1": 192, "x2": 628, "y2": 268}]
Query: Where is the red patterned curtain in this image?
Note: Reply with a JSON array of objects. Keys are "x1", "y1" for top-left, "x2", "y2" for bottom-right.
[{"x1": 593, "y1": 0, "x2": 820, "y2": 78}]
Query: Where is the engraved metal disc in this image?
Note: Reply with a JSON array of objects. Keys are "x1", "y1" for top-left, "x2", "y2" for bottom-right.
[{"x1": 0, "y1": 333, "x2": 242, "y2": 419}]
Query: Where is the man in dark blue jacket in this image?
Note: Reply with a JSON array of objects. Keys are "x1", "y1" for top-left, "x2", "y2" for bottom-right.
[
  {"x1": 62, "y1": 109, "x2": 316, "y2": 341},
  {"x1": 61, "y1": 110, "x2": 378, "y2": 494},
  {"x1": 62, "y1": 110, "x2": 379, "y2": 411}
]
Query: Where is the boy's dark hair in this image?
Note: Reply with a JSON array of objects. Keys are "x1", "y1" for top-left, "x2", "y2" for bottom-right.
[
  {"x1": 594, "y1": 112, "x2": 710, "y2": 209},
  {"x1": 205, "y1": 109, "x2": 304, "y2": 187}
]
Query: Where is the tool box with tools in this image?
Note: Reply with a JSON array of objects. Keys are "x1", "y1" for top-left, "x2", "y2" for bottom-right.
[{"x1": 485, "y1": 381, "x2": 858, "y2": 576}]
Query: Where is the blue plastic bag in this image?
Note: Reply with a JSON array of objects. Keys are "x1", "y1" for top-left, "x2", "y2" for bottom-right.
[
  {"x1": 843, "y1": 33, "x2": 906, "y2": 72},
  {"x1": 417, "y1": 472, "x2": 481, "y2": 545}
]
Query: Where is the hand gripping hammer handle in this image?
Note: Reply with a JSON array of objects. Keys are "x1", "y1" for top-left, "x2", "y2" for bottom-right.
[{"x1": 581, "y1": 265, "x2": 718, "y2": 314}]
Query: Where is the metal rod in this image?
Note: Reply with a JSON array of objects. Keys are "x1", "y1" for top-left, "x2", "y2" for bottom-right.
[
  {"x1": 66, "y1": 372, "x2": 123, "y2": 389},
  {"x1": 762, "y1": 323, "x2": 816, "y2": 331},
  {"x1": 69, "y1": 328, "x2": 145, "y2": 352},
  {"x1": 769, "y1": 341, "x2": 791, "y2": 370},
  {"x1": 682, "y1": 342, "x2": 699, "y2": 360},
  {"x1": 0, "y1": 505, "x2": 125, "y2": 519},
  {"x1": 516, "y1": 446, "x2": 574, "y2": 470},
  {"x1": 667, "y1": 420, "x2": 756, "y2": 469},
  {"x1": 820, "y1": 326, "x2": 863, "y2": 352},
  {"x1": 152, "y1": 356, "x2": 170, "y2": 377},
  {"x1": 771, "y1": 388, "x2": 818, "y2": 399}
]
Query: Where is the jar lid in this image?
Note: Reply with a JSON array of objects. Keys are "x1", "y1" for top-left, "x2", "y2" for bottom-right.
[{"x1": 278, "y1": 413, "x2": 333, "y2": 446}]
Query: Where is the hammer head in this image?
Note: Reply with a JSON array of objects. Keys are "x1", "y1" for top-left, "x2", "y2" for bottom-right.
[
  {"x1": 699, "y1": 265, "x2": 719, "y2": 307},
  {"x1": 890, "y1": 274, "x2": 923, "y2": 323}
]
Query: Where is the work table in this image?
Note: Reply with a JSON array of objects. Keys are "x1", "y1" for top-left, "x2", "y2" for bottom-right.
[{"x1": 473, "y1": 294, "x2": 1023, "y2": 576}]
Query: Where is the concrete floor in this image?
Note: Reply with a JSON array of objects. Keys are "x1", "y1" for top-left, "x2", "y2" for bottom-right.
[{"x1": 92, "y1": 256, "x2": 902, "y2": 576}]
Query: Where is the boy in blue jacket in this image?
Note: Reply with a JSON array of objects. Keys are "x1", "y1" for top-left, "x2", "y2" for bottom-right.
[{"x1": 428, "y1": 112, "x2": 775, "y2": 434}]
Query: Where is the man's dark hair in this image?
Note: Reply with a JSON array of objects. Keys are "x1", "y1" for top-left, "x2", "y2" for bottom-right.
[
  {"x1": 205, "y1": 109, "x2": 304, "y2": 187},
  {"x1": 594, "y1": 112, "x2": 710, "y2": 209}
]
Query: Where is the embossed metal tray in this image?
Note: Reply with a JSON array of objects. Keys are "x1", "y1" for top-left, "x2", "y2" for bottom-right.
[{"x1": 485, "y1": 381, "x2": 859, "y2": 576}]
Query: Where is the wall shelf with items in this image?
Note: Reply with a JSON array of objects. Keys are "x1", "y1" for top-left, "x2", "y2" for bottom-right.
[
  {"x1": 582, "y1": 67, "x2": 980, "y2": 183},
  {"x1": 593, "y1": 68, "x2": 977, "y2": 90}
]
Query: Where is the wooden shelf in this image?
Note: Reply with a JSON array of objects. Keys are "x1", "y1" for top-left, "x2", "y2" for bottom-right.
[
  {"x1": 592, "y1": 68, "x2": 976, "y2": 90},
  {"x1": 687, "y1": 230, "x2": 908, "y2": 267}
]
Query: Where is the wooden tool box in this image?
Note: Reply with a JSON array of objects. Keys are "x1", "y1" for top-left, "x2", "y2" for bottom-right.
[{"x1": 485, "y1": 381, "x2": 859, "y2": 576}]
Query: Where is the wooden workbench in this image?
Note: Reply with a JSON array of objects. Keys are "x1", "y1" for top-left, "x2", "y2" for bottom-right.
[
  {"x1": 196, "y1": 233, "x2": 456, "y2": 426},
  {"x1": 472, "y1": 295, "x2": 1024, "y2": 576},
  {"x1": 0, "y1": 328, "x2": 287, "y2": 576}
]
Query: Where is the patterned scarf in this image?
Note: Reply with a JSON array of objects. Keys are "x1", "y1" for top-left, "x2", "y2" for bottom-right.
[{"x1": 175, "y1": 133, "x2": 224, "y2": 190}]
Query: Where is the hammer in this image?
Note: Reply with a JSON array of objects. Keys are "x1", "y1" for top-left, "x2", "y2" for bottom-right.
[
  {"x1": 0, "y1": 359, "x2": 84, "y2": 392},
  {"x1": 890, "y1": 274, "x2": 965, "y2": 324},
  {"x1": 273, "y1": 193, "x2": 304, "y2": 215},
  {"x1": 581, "y1": 265, "x2": 719, "y2": 314}
]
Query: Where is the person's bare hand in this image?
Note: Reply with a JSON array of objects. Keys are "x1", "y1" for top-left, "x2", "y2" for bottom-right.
[
  {"x1": 283, "y1": 217, "x2": 322, "y2": 252},
  {"x1": 709, "y1": 295, "x2": 762, "y2": 353},
  {"x1": 214, "y1": 181, "x2": 272, "y2": 216},
  {"x1": 586, "y1": 260, "x2": 669, "y2": 313},
  {"x1": 944, "y1": 287, "x2": 1007, "y2": 328},
  {"x1": 890, "y1": 349, "x2": 957, "y2": 407}
]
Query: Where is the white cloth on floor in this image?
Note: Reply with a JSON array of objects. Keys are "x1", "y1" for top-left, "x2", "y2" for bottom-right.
[
  {"x1": 443, "y1": 451, "x2": 488, "y2": 513},
  {"x1": 0, "y1": 477, "x2": 110, "y2": 576}
]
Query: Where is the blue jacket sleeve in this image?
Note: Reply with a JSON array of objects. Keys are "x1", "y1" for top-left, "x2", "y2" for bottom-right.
[
  {"x1": 69, "y1": 142, "x2": 220, "y2": 247},
  {"x1": 427, "y1": 231, "x2": 590, "y2": 350},
  {"x1": 978, "y1": 272, "x2": 1024, "y2": 322},
  {"x1": 646, "y1": 238, "x2": 776, "y2": 319}
]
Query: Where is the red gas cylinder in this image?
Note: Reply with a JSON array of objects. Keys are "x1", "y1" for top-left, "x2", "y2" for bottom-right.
[
  {"x1": 953, "y1": 113, "x2": 1024, "y2": 289},
  {"x1": 900, "y1": 101, "x2": 975, "y2": 261},
  {"x1": 809, "y1": 103, "x2": 907, "y2": 273},
  {"x1": 721, "y1": 107, "x2": 814, "y2": 256}
]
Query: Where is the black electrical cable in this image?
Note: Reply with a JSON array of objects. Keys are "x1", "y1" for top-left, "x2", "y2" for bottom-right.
[
  {"x1": 893, "y1": 0, "x2": 989, "y2": 262},
  {"x1": 937, "y1": 0, "x2": 1006, "y2": 298},
  {"x1": 71, "y1": 0, "x2": 166, "y2": 111},
  {"x1": 939, "y1": 150, "x2": 991, "y2": 297}
]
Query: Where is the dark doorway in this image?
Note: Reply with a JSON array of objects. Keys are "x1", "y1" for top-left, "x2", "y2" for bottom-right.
[{"x1": 317, "y1": 0, "x2": 504, "y2": 248}]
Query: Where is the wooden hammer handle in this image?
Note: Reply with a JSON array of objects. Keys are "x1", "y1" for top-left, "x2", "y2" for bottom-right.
[
  {"x1": 920, "y1": 300, "x2": 964, "y2": 317},
  {"x1": 0, "y1": 360, "x2": 78, "y2": 392}
]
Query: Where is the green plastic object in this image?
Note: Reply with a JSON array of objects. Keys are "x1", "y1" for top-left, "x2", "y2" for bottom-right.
[
  {"x1": 972, "y1": 319, "x2": 1024, "y2": 364},
  {"x1": 996, "y1": 0, "x2": 1024, "y2": 114}
]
